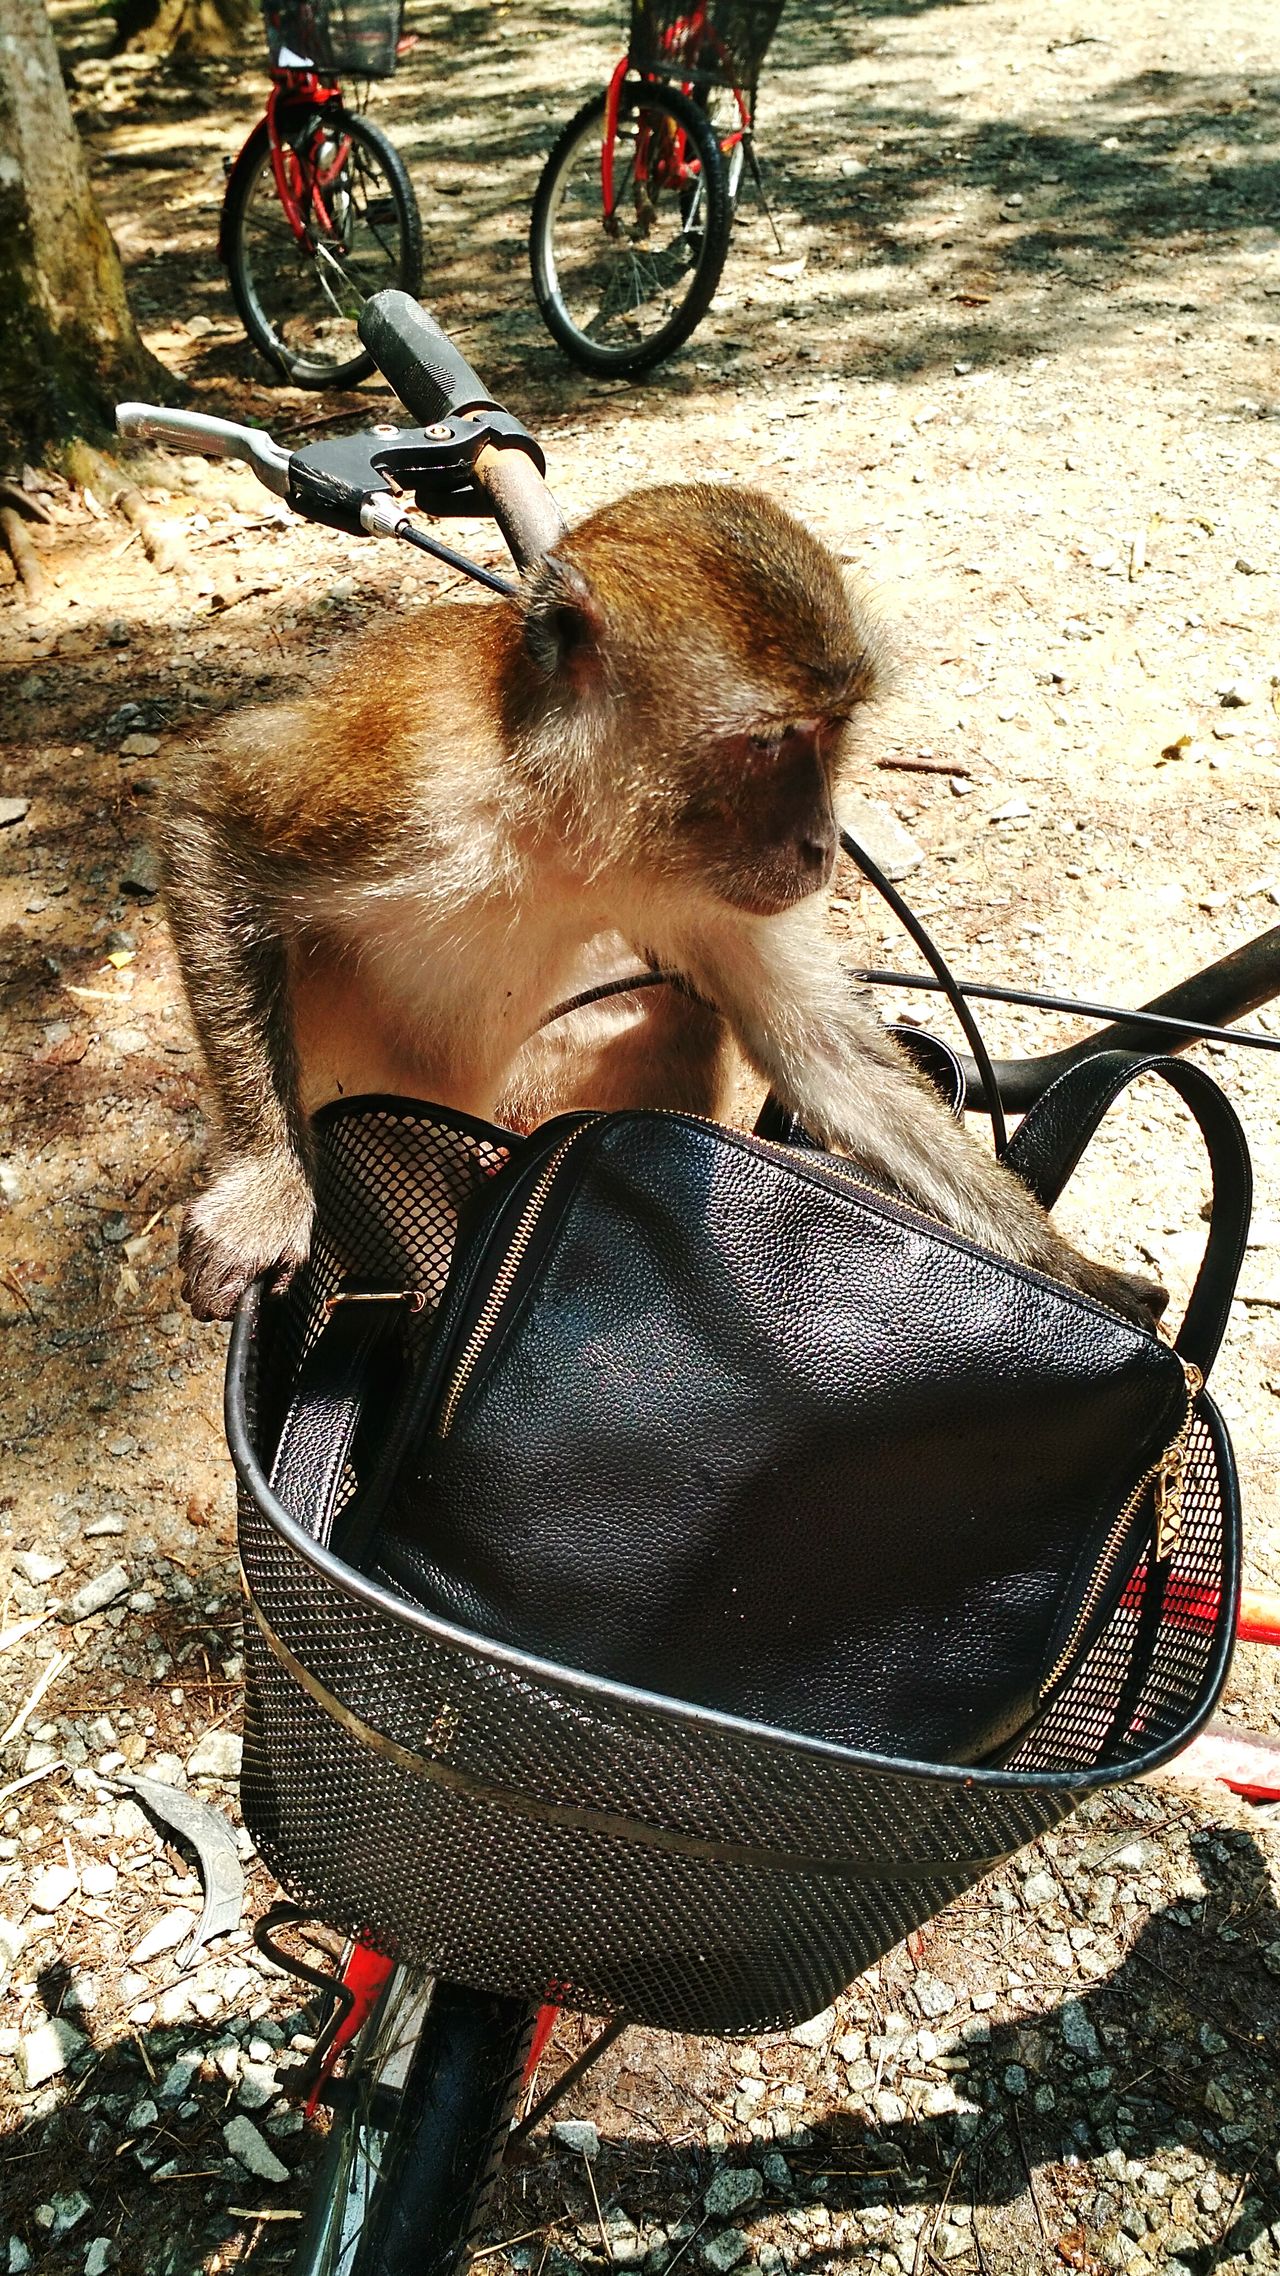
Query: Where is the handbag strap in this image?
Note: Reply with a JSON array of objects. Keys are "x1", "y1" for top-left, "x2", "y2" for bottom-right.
[
  {"x1": 268, "y1": 1292, "x2": 412, "y2": 1546},
  {"x1": 1004, "y1": 1050, "x2": 1252, "y2": 1381}
]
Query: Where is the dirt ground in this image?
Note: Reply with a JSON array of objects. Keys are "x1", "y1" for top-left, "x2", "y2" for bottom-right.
[{"x1": 2, "y1": 0, "x2": 1280, "y2": 2266}]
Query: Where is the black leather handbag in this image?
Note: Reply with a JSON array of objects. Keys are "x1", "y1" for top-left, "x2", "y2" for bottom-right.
[{"x1": 276, "y1": 1046, "x2": 1250, "y2": 1773}]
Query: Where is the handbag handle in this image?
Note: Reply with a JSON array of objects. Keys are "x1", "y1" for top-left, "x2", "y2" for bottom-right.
[
  {"x1": 1004, "y1": 1050, "x2": 1252, "y2": 1381},
  {"x1": 268, "y1": 1290, "x2": 414, "y2": 1545}
]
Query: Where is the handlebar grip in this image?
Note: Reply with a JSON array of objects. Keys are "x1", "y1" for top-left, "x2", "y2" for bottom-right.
[{"x1": 358, "y1": 291, "x2": 499, "y2": 424}]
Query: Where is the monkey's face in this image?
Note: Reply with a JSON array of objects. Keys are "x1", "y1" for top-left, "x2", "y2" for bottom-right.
[{"x1": 677, "y1": 717, "x2": 844, "y2": 916}]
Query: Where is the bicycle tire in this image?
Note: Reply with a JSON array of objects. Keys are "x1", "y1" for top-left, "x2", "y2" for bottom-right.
[
  {"x1": 223, "y1": 110, "x2": 423, "y2": 389},
  {"x1": 530, "y1": 81, "x2": 731, "y2": 377},
  {"x1": 293, "y1": 1969, "x2": 538, "y2": 2276}
]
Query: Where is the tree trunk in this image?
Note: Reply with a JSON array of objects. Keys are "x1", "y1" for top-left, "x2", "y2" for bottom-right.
[
  {"x1": 0, "y1": 0, "x2": 167, "y2": 465},
  {"x1": 114, "y1": 0, "x2": 255, "y2": 59}
]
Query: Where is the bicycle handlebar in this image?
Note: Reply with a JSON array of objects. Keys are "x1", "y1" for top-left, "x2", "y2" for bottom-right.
[
  {"x1": 116, "y1": 403, "x2": 292, "y2": 497},
  {"x1": 357, "y1": 290, "x2": 497, "y2": 425}
]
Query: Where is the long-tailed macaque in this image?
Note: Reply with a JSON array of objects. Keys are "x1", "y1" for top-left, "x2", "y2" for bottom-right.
[{"x1": 164, "y1": 482, "x2": 1160, "y2": 1328}]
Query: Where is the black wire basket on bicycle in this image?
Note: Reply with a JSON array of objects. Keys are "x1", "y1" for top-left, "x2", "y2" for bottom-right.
[
  {"x1": 229, "y1": 1096, "x2": 1240, "y2": 2040},
  {"x1": 629, "y1": 0, "x2": 784, "y2": 106},
  {"x1": 263, "y1": 0, "x2": 402, "y2": 77}
]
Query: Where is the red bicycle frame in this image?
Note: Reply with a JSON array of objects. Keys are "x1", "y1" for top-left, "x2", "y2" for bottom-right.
[
  {"x1": 261, "y1": 67, "x2": 353, "y2": 250},
  {"x1": 599, "y1": 8, "x2": 751, "y2": 226}
]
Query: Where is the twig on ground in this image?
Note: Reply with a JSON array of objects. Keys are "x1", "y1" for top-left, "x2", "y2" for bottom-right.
[
  {"x1": 0, "y1": 479, "x2": 53, "y2": 523},
  {"x1": 876, "y1": 754, "x2": 973, "y2": 777},
  {"x1": 0, "y1": 1646, "x2": 72, "y2": 1751},
  {"x1": 1010, "y1": 2104, "x2": 1048, "y2": 2248},
  {"x1": 0, "y1": 507, "x2": 47, "y2": 600}
]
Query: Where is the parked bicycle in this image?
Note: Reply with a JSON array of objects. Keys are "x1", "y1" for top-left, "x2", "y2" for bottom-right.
[
  {"x1": 530, "y1": 0, "x2": 783, "y2": 376},
  {"x1": 117, "y1": 292, "x2": 1280, "y2": 2276},
  {"x1": 221, "y1": 0, "x2": 423, "y2": 387}
]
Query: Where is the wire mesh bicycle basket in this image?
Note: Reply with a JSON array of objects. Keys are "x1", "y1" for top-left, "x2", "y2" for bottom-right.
[
  {"x1": 230, "y1": 1097, "x2": 1241, "y2": 2039},
  {"x1": 628, "y1": 0, "x2": 785, "y2": 104},
  {"x1": 263, "y1": 0, "x2": 402, "y2": 77}
]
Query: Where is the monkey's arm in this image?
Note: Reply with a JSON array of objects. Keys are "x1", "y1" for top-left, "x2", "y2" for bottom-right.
[
  {"x1": 164, "y1": 802, "x2": 315, "y2": 1321},
  {"x1": 670, "y1": 913, "x2": 1160, "y2": 1323}
]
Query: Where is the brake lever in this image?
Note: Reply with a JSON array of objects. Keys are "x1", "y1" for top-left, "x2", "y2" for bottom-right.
[
  {"x1": 116, "y1": 404, "x2": 294, "y2": 499},
  {"x1": 288, "y1": 411, "x2": 545, "y2": 534}
]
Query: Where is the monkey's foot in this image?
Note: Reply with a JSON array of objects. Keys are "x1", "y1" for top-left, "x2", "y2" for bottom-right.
[{"x1": 179, "y1": 1157, "x2": 315, "y2": 1321}]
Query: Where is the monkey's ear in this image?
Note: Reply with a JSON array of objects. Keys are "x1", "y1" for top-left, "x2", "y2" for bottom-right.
[{"x1": 521, "y1": 555, "x2": 606, "y2": 686}]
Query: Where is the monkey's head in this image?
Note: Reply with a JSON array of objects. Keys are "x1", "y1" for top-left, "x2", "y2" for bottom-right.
[{"x1": 514, "y1": 483, "x2": 884, "y2": 918}]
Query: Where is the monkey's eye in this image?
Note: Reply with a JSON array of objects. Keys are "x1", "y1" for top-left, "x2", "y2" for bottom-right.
[{"x1": 747, "y1": 730, "x2": 784, "y2": 755}]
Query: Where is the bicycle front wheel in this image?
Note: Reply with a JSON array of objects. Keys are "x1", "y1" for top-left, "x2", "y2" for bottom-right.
[
  {"x1": 224, "y1": 110, "x2": 423, "y2": 389},
  {"x1": 530, "y1": 81, "x2": 731, "y2": 377},
  {"x1": 293, "y1": 1969, "x2": 538, "y2": 2276}
]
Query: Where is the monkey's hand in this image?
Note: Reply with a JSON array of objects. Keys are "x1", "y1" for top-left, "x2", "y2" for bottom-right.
[{"x1": 179, "y1": 1155, "x2": 315, "y2": 1321}]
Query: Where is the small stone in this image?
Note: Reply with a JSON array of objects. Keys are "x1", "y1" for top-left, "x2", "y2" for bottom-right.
[
  {"x1": 1061, "y1": 2001, "x2": 1100, "y2": 2059},
  {"x1": 158, "y1": 2053, "x2": 202, "y2": 2105},
  {"x1": 989, "y1": 796, "x2": 1032, "y2": 824},
  {"x1": 84, "y1": 2242, "x2": 113, "y2": 2276},
  {"x1": 8, "y1": 2245, "x2": 31, "y2": 2274},
  {"x1": 186, "y1": 1728, "x2": 242, "y2": 1779},
  {"x1": 0, "y1": 796, "x2": 31, "y2": 829},
  {"x1": 63, "y1": 1976, "x2": 99, "y2": 2014},
  {"x1": 701, "y1": 2232, "x2": 750, "y2": 2274},
  {"x1": 760, "y1": 2152, "x2": 792, "y2": 2191},
  {"x1": 66, "y1": 1566, "x2": 131, "y2": 1622},
  {"x1": 156, "y1": 1984, "x2": 194, "y2": 2027},
  {"x1": 1022, "y1": 1869, "x2": 1057, "y2": 1907},
  {"x1": 0, "y1": 1920, "x2": 25, "y2": 1989},
  {"x1": 914, "y1": 1976, "x2": 956, "y2": 2019},
  {"x1": 120, "y1": 844, "x2": 162, "y2": 898},
  {"x1": 15, "y1": 1547, "x2": 66, "y2": 1585},
  {"x1": 705, "y1": 2169, "x2": 764, "y2": 2219},
  {"x1": 237, "y1": 2061, "x2": 278, "y2": 2111},
  {"x1": 224, "y1": 2116, "x2": 289, "y2": 2182},
  {"x1": 119, "y1": 732, "x2": 161, "y2": 757},
  {"x1": 20, "y1": 2018, "x2": 87, "y2": 2088},
  {"x1": 80, "y1": 1863, "x2": 117, "y2": 1897},
  {"x1": 790, "y1": 2004, "x2": 838, "y2": 2048},
  {"x1": 48, "y1": 2193, "x2": 92, "y2": 2239},
  {"x1": 30, "y1": 1863, "x2": 78, "y2": 1912},
  {"x1": 552, "y1": 2118, "x2": 600, "y2": 2157},
  {"x1": 129, "y1": 1908, "x2": 196, "y2": 1966},
  {"x1": 1004, "y1": 2065, "x2": 1029, "y2": 2096},
  {"x1": 127, "y1": 2096, "x2": 158, "y2": 2131},
  {"x1": 84, "y1": 1515, "x2": 126, "y2": 1538},
  {"x1": 840, "y1": 802, "x2": 924, "y2": 883},
  {"x1": 1235, "y1": 557, "x2": 1262, "y2": 576}
]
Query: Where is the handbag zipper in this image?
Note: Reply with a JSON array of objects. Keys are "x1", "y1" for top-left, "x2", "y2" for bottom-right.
[
  {"x1": 434, "y1": 1108, "x2": 1188, "y2": 1444},
  {"x1": 1041, "y1": 1354, "x2": 1202, "y2": 1698},
  {"x1": 436, "y1": 1131, "x2": 586, "y2": 1437}
]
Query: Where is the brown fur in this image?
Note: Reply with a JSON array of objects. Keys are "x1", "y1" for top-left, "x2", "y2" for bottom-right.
[{"x1": 163, "y1": 480, "x2": 1160, "y2": 1330}]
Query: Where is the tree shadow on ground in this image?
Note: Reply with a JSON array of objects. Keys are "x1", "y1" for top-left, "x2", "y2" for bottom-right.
[
  {"x1": 42, "y1": 0, "x2": 1280, "y2": 409},
  {"x1": 501, "y1": 1827, "x2": 1280, "y2": 2274}
]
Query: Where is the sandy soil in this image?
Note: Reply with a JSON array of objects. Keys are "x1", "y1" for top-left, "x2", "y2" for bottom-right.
[{"x1": 2, "y1": 0, "x2": 1279, "y2": 2265}]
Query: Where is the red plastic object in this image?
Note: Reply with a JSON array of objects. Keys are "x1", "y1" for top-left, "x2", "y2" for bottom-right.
[
  {"x1": 523, "y1": 2003, "x2": 560, "y2": 2085},
  {"x1": 305, "y1": 1942, "x2": 395, "y2": 2119},
  {"x1": 1168, "y1": 1721, "x2": 1280, "y2": 1803},
  {"x1": 1237, "y1": 1588, "x2": 1280, "y2": 1648}
]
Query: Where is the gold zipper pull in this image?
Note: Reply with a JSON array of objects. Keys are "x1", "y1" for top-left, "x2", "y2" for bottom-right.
[{"x1": 1154, "y1": 1357, "x2": 1202, "y2": 1562}]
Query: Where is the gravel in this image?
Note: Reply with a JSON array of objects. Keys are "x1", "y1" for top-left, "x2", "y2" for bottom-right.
[{"x1": 223, "y1": 2116, "x2": 290, "y2": 2184}]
